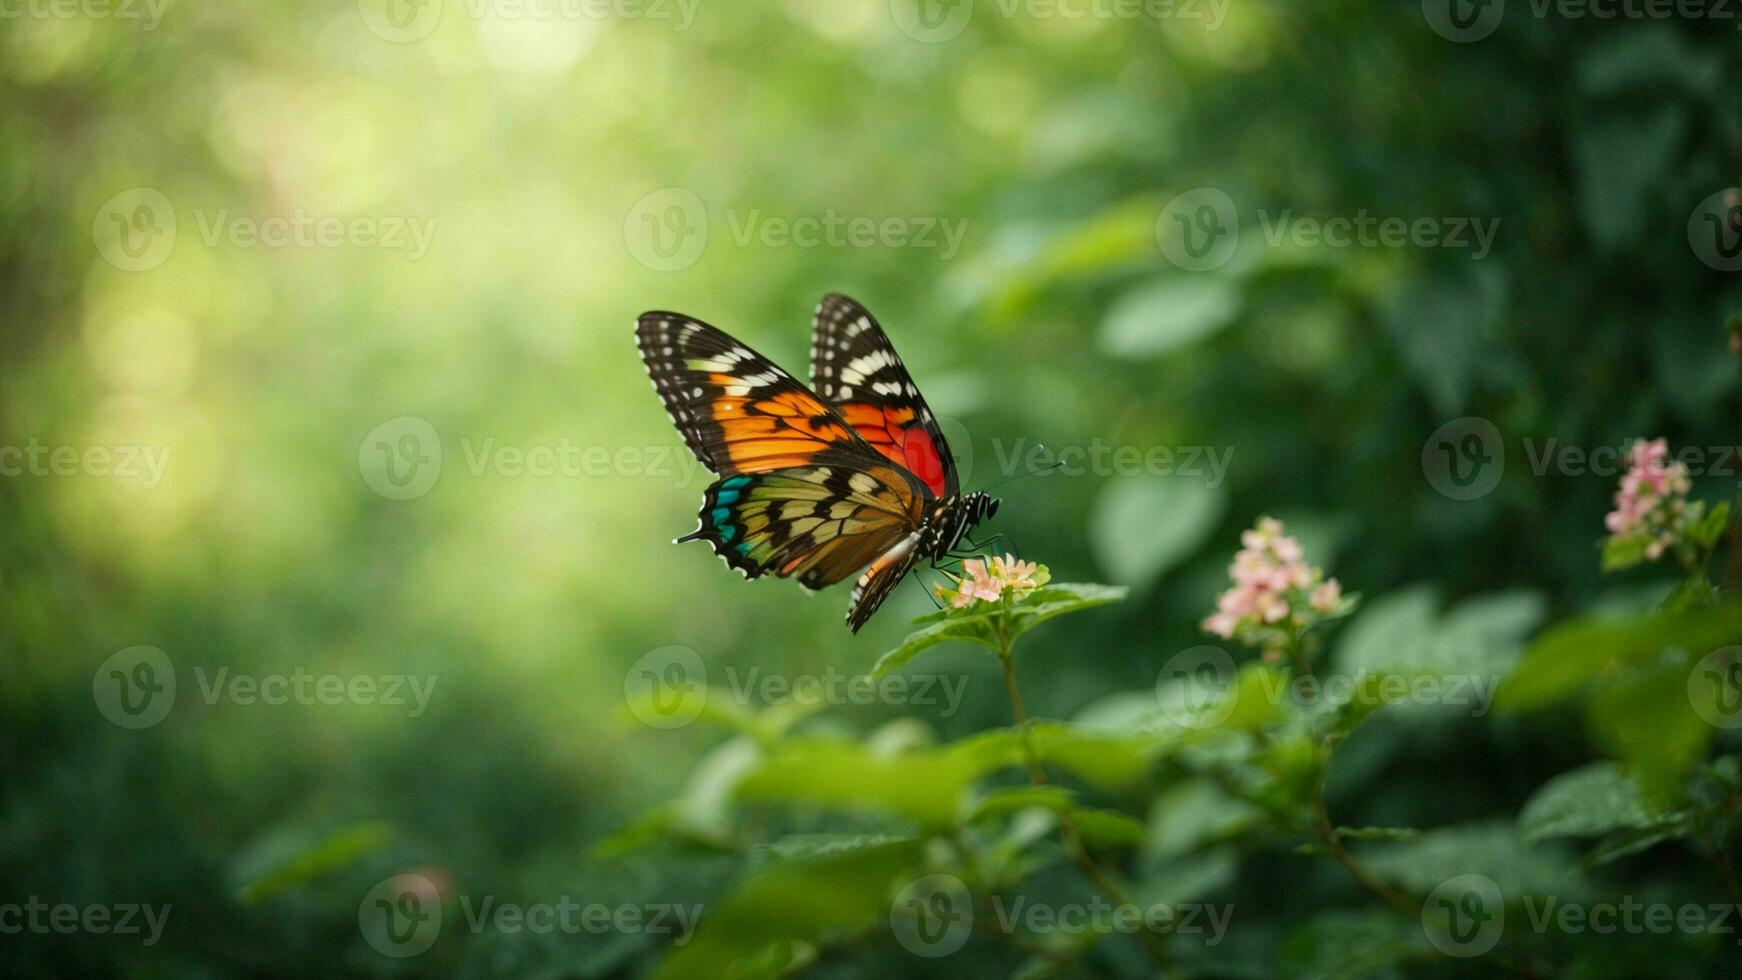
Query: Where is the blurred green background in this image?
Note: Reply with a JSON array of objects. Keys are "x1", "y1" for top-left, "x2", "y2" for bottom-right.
[{"x1": 3, "y1": 1, "x2": 1742, "y2": 977}]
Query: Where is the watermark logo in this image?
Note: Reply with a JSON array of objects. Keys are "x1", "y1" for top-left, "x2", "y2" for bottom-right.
[
  {"x1": 92, "y1": 646, "x2": 176, "y2": 729},
  {"x1": 1258, "y1": 210, "x2": 1498, "y2": 259},
  {"x1": 358, "y1": 0, "x2": 442, "y2": 40},
  {"x1": 1690, "y1": 189, "x2": 1742, "y2": 273},
  {"x1": 192, "y1": 210, "x2": 437, "y2": 259},
  {"x1": 0, "y1": 440, "x2": 171, "y2": 488},
  {"x1": 890, "y1": 0, "x2": 974, "y2": 41},
  {"x1": 624, "y1": 661, "x2": 971, "y2": 727},
  {"x1": 94, "y1": 649, "x2": 439, "y2": 728},
  {"x1": 626, "y1": 187, "x2": 709, "y2": 272},
  {"x1": 1157, "y1": 187, "x2": 1240, "y2": 272},
  {"x1": 0, "y1": 0, "x2": 171, "y2": 29},
  {"x1": 1422, "y1": 417, "x2": 1504, "y2": 500},
  {"x1": 1692, "y1": 646, "x2": 1742, "y2": 729},
  {"x1": 458, "y1": 896, "x2": 701, "y2": 942},
  {"x1": 359, "y1": 417, "x2": 443, "y2": 501},
  {"x1": 1422, "y1": 0, "x2": 1504, "y2": 41},
  {"x1": 890, "y1": 874, "x2": 973, "y2": 957},
  {"x1": 990, "y1": 438, "x2": 1233, "y2": 487},
  {"x1": 1422, "y1": 874, "x2": 1504, "y2": 957},
  {"x1": 624, "y1": 645, "x2": 707, "y2": 729},
  {"x1": 1156, "y1": 645, "x2": 1236, "y2": 728},
  {"x1": 93, "y1": 188, "x2": 176, "y2": 272},
  {"x1": 360, "y1": 874, "x2": 442, "y2": 957},
  {"x1": 0, "y1": 899, "x2": 172, "y2": 946}
]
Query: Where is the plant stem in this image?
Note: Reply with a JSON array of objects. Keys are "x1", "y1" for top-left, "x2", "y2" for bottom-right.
[
  {"x1": 995, "y1": 623, "x2": 1175, "y2": 975},
  {"x1": 1310, "y1": 769, "x2": 1414, "y2": 915}
]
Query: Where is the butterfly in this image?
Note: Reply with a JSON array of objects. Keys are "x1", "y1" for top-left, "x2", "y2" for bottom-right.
[{"x1": 634, "y1": 294, "x2": 999, "y2": 632}]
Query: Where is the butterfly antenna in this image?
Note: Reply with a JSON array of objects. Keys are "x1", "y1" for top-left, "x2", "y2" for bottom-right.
[{"x1": 983, "y1": 444, "x2": 1065, "y2": 492}]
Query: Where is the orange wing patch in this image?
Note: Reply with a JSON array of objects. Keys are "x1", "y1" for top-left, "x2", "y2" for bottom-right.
[
  {"x1": 838, "y1": 402, "x2": 948, "y2": 497},
  {"x1": 711, "y1": 379, "x2": 859, "y2": 472}
]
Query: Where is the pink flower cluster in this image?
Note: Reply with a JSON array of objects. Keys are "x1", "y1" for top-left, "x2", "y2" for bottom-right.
[
  {"x1": 1203, "y1": 517, "x2": 1341, "y2": 640},
  {"x1": 1604, "y1": 438, "x2": 1693, "y2": 561},
  {"x1": 937, "y1": 554, "x2": 1047, "y2": 609}
]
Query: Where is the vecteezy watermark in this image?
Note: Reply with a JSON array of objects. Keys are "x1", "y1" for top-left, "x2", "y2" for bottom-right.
[
  {"x1": 1425, "y1": 0, "x2": 1742, "y2": 43},
  {"x1": 458, "y1": 896, "x2": 701, "y2": 944},
  {"x1": 1424, "y1": 421, "x2": 1742, "y2": 501},
  {"x1": 1691, "y1": 646, "x2": 1742, "y2": 730},
  {"x1": 1157, "y1": 189, "x2": 1499, "y2": 271},
  {"x1": 0, "y1": 439, "x2": 170, "y2": 488},
  {"x1": 0, "y1": 0, "x2": 169, "y2": 29},
  {"x1": 889, "y1": 873, "x2": 1233, "y2": 958},
  {"x1": 192, "y1": 209, "x2": 437, "y2": 260},
  {"x1": 92, "y1": 188, "x2": 176, "y2": 272},
  {"x1": 357, "y1": 873, "x2": 701, "y2": 958},
  {"x1": 1155, "y1": 646, "x2": 1503, "y2": 729},
  {"x1": 92, "y1": 189, "x2": 437, "y2": 272},
  {"x1": 1690, "y1": 188, "x2": 1742, "y2": 272},
  {"x1": 359, "y1": 874, "x2": 443, "y2": 958},
  {"x1": 1522, "y1": 439, "x2": 1742, "y2": 481},
  {"x1": 1421, "y1": 417, "x2": 1505, "y2": 501},
  {"x1": 92, "y1": 646, "x2": 438, "y2": 729},
  {"x1": 623, "y1": 186, "x2": 969, "y2": 271},
  {"x1": 1422, "y1": 873, "x2": 1742, "y2": 959},
  {"x1": 889, "y1": 0, "x2": 1228, "y2": 42},
  {"x1": 989, "y1": 438, "x2": 1234, "y2": 487},
  {"x1": 1422, "y1": 874, "x2": 1506, "y2": 957},
  {"x1": 624, "y1": 645, "x2": 970, "y2": 729},
  {"x1": 357, "y1": 0, "x2": 699, "y2": 42},
  {"x1": 357, "y1": 417, "x2": 720, "y2": 500},
  {"x1": 457, "y1": 438, "x2": 707, "y2": 487},
  {"x1": 1256, "y1": 210, "x2": 1498, "y2": 260},
  {"x1": 0, "y1": 898, "x2": 172, "y2": 946},
  {"x1": 1421, "y1": 0, "x2": 1506, "y2": 41},
  {"x1": 358, "y1": 417, "x2": 442, "y2": 501}
]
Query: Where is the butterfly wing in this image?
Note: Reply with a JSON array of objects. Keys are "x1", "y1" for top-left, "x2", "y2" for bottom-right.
[
  {"x1": 809, "y1": 294, "x2": 959, "y2": 499},
  {"x1": 687, "y1": 464, "x2": 925, "y2": 594},
  {"x1": 845, "y1": 529, "x2": 927, "y2": 633},
  {"x1": 637, "y1": 310, "x2": 936, "y2": 629},
  {"x1": 638, "y1": 311, "x2": 889, "y2": 477}
]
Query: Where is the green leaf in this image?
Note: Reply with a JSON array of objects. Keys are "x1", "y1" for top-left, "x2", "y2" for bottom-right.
[
  {"x1": 1089, "y1": 476, "x2": 1225, "y2": 592},
  {"x1": 1590, "y1": 660, "x2": 1715, "y2": 797},
  {"x1": 1574, "y1": 107, "x2": 1688, "y2": 254},
  {"x1": 1006, "y1": 582, "x2": 1128, "y2": 632},
  {"x1": 619, "y1": 686, "x2": 826, "y2": 746},
  {"x1": 1499, "y1": 602, "x2": 1742, "y2": 712},
  {"x1": 1363, "y1": 821, "x2": 1581, "y2": 899},
  {"x1": 595, "y1": 738, "x2": 760, "y2": 858},
  {"x1": 1518, "y1": 762, "x2": 1680, "y2": 845},
  {"x1": 735, "y1": 724, "x2": 1173, "y2": 829},
  {"x1": 234, "y1": 821, "x2": 393, "y2": 905},
  {"x1": 1067, "y1": 808, "x2": 1149, "y2": 848},
  {"x1": 1147, "y1": 780, "x2": 1263, "y2": 859},
  {"x1": 1278, "y1": 909, "x2": 1429, "y2": 980},
  {"x1": 1098, "y1": 277, "x2": 1241, "y2": 359},
  {"x1": 964, "y1": 784, "x2": 1144, "y2": 847},
  {"x1": 873, "y1": 583, "x2": 1127, "y2": 678},
  {"x1": 1601, "y1": 533, "x2": 1650, "y2": 573},
  {"x1": 1688, "y1": 500, "x2": 1731, "y2": 551},
  {"x1": 966, "y1": 784, "x2": 1076, "y2": 821},
  {"x1": 868, "y1": 616, "x2": 1000, "y2": 679},
  {"x1": 653, "y1": 837, "x2": 924, "y2": 980},
  {"x1": 735, "y1": 737, "x2": 1014, "y2": 829}
]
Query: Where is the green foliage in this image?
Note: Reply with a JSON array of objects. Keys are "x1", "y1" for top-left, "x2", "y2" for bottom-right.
[
  {"x1": 6, "y1": 6, "x2": 1742, "y2": 980},
  {"x1": 1090, "y1": 478, "x2": 1225, "y2": 592},
  {"x1": 654, "y1": 837, "x2": 925, "y2": 980},
  {"x1": 871, "y1": 582, "x2": 1127, "y2": 678}
]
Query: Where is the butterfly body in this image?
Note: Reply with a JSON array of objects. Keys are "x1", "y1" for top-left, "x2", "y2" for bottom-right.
[{"x1": 635, "y1": 294, "x2": 997, "y2": 631}]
